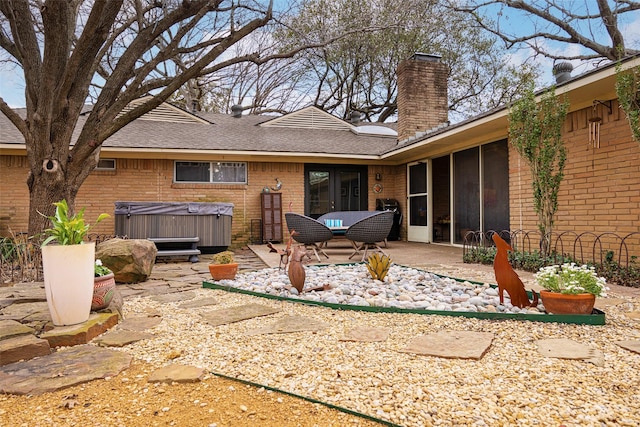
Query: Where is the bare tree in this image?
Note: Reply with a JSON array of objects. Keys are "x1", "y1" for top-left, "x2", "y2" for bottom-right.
[
  {"x1": 272, "y1": 0, "x2": 537, "y2": 122},
  {"x1": 0, "y1": 0, "x2": 356, "y2": 235},
  {"x1": 452, "y1": 0, "x2": 640, "y2": 61}
]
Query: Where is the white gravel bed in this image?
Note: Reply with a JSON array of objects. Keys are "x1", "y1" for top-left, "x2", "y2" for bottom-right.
[
  {"x1": 211, "y1": 264, "x2": 545, "y2": 314},
  {"x1": 113, "y1": 265, "x2": 640, "y2": 427}
]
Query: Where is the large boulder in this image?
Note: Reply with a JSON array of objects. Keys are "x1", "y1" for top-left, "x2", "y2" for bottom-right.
[{"x1": 96, "y1": 238, "x2": 157, "y2": 283}]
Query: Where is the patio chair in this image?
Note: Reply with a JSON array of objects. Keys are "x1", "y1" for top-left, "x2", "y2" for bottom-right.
[
  {"x1": 345, "y1": 211, "x2": 394, "y2": 261},
  {"x1": 284, "y1": 212, "x2": 334, "y2": 262}
]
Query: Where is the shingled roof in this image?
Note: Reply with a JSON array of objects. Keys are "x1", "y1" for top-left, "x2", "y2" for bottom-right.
[{"x1": 0, "y1": 104, "x2": 398, "y2": 158}]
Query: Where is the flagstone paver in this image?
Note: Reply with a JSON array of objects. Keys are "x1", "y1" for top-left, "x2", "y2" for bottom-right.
[
  {"x1": 147, "y1": 364, "x2": 206, "y2": 383},
  {"x1": 246, "y1": 315, "x2": 329, "y2": 335},
  {"x1": 0, "y1": 345, "x2": 131, "y2": 395},
  {"x1": 39, "y1": 313, "x2": 119, "y2": 348},
  {"x1": 0, "y1": 319, "x2": 35, "y2": 340},
  {"x1": 118, "y1": 316, "x2": 163, "y2": 331},
  {"x1": 535, "y1": 338, "x2": 605, "y2": 366},
  {"x1": 400, "y1": 331, "x2": 495, "y2": 360},
  {"x1": 0, "y1": 334, "x2": 51, "y2": 366},
  {"x1": 179, "y1": 296, "x2": 218, "y2": 309},
  {"x1": 340, "y1": 326, "x2": 390, "y2": 342},
  {"x1": 151, "y1": 290, "x2": 196, "y2": 303},
  {"x1": 200, "y1": 303, "x2": 280, "y2": 326},
  {"x1": 614, "y1": 340, "x2": 640, "y2": 354},
  {"x1": 94, "y1": 329, "x2": 155, "y2": 347}
]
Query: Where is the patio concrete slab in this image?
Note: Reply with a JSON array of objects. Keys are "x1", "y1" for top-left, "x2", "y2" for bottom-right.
[{"x1": 400, "y1": 331, "x2": 494, "y2": 360}]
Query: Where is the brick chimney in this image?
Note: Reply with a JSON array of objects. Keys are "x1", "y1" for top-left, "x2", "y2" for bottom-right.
[{"x1": 397, "y1": 53, "x2": 448, "y2": 142}]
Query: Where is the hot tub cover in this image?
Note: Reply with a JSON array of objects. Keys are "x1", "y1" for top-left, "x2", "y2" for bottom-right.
[{"x1": 115, "y1": 201, "x2": 234, "y2": 216}]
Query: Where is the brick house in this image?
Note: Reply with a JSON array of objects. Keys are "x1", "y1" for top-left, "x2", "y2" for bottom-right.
[{"x1": 1, "y1": 54, "x2": 639, "y2": 254}]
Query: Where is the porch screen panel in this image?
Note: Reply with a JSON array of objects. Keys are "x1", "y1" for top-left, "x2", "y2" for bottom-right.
[
  {"x1": 453, "y1": 148, "x2": 479, "y2": 243},
  {"x1": 409, "y1": 163, "x2": 427, "y2": 226},
  {"x1": 482, "y1": 140, "x2": 510, "y2": 233}
]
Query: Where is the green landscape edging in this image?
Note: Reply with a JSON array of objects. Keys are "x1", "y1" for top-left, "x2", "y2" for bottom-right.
[
  {"x1": 209, "y1": 370, "x2": 402, "y2": 427},
  {"x1": 202, "y1": 263, "x2": 605, "y2": 325},
  {"x1": 202, "y1": 280, "x2": 605, "y2": 325}
]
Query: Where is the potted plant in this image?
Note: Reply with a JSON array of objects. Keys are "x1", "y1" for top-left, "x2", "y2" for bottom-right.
[
  {"x1": 535, "y1": 263, "x2": 608, "y2": 315},
  {"x1": 208, "y1": 250, "x2": 238, "y2": 280},
  {"x1": 41, "y1": 200, "x2": 109, "y2": 325},
  {"x1": 93, "y1": 259, "x2": 116, "y2": 311}
]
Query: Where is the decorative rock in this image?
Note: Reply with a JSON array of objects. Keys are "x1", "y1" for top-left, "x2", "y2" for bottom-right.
[
  {"x1": 219, "y1": 265, "x2": 543, "y2": 316},
  {"x1": 96, "y1": 238, "x2": 157, "y2": 283}
]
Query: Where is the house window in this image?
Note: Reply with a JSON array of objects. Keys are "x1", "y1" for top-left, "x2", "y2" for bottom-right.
[
  {"x1": 96, "y1": 158, "x2": 116, "y2": 170},
  {"x1": 174, "y1": 161, "x2": 247, "y2": 184}
]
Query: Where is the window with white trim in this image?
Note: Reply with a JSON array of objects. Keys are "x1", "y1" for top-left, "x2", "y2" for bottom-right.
[{"x1": 174, "y1": 161, "x2": 247, "y2": 184}]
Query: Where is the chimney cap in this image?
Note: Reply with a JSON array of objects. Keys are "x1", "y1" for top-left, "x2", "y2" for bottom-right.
[
  {"x1": 410, "y1": 52, "x2": 441, "y2": 62},
  {"x1": 231, "y1": 104, "x2": 242, "y2": 118}
]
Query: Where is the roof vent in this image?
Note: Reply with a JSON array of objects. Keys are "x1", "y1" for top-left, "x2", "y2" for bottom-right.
[
  {"x1": 231, "y1": 104, "x2": 243, "y2": 118},
  {"x1": 552, "y1": 62, "x2": 573, "y2": 84},
  {"x1": 350, "y1": 111, "x2": 361, "y2": 125}
]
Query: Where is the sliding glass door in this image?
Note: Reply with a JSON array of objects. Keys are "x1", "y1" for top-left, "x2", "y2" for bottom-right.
[{"x1": 305, "y1": 164, "x2": 368, "y2": 218}]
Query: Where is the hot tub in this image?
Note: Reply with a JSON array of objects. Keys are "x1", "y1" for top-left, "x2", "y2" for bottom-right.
[{"x1": 115, "y1": 201, "x2": 234, "y2": 251}]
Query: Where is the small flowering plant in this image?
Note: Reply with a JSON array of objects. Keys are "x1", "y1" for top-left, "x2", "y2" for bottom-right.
[
  {"x1": 535, "y1": 263, "x2": 608, "y2": 297},
  {"x1": 95, "y1": 259, "x2": 112, "y2": 277}
]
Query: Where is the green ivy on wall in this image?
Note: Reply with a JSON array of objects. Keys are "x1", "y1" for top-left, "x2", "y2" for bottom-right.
[
  {"x1": 508, "y1": 84, "x2": 569, "y2": 259},
  {"x1": 615, "y1": 61, "x2": 640, "y2": 144}
]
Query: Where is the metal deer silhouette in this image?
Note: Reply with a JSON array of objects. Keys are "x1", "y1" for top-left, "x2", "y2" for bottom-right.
[{"x1": 492, "y1": 233, "x2": 538, "y2": 308}]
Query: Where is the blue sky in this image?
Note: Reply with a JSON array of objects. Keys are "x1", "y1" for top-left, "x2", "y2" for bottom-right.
[{"x1": 1, "y1": 3, "x2": 639, "y2": 109}]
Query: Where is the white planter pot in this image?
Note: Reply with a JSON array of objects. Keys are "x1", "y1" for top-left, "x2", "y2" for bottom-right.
[{"x1": 42, "y1": 242, "x2": 95, "y2": 326}]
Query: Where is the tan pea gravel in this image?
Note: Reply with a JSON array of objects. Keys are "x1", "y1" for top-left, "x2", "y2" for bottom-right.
[
  {"x1": 113, "y1": 287, "x2": 640, "y2": 427},
  {"x1": 2, "y1": 261, "x2": 640, "y2": 427}
]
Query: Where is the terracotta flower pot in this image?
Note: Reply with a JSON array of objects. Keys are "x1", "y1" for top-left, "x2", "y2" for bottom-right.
[
  {"x1": 93, "y1": 273, "x2": 116, "y2": 311},
  {"x1": 208, "y1": 263, "x2": 239, "y2": 281},
  {"x1": 539, "y1": 290, "x2": 596, "y2": 315}
]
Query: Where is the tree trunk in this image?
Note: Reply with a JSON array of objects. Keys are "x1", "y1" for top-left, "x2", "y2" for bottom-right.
[{"x1": 27, "y1": 160, "x2": 82, "y2": 240}]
